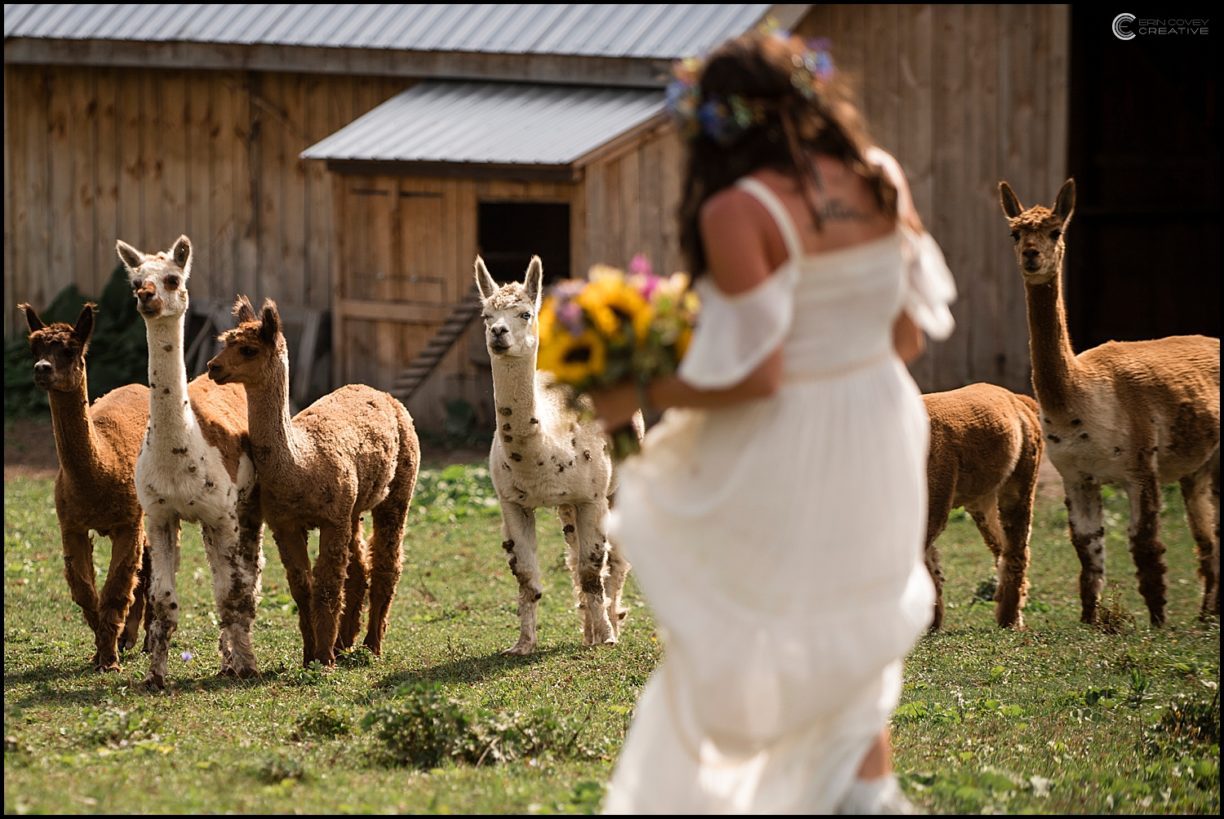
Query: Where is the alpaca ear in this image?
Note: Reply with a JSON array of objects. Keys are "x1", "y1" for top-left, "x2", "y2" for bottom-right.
[
  {"x1": 18, "y1": 303, "x2": 45, "y2": 333},
  {"x1": 116, "y1": 239, "x2": 145, "y2": 274},
  {"x1": 73, "y1": 302, "x2": 97, "y2": 347},
  {"x1": 998, "y1": 182, "x2": 1023, "y2": 220},
  {"x1": 523, "y1": 256, "x2": 543, "y2": 310},
  {"x1": 232, "y1": 295, "x2": 257, "y2": 324},
  {"x1": 259, "y1": 299, "x2": 281, "y2": 345},
  {"x1": 474, "y1": 256, "x2": 497, "y2": 301},
  {"x1": 1053, "y1": 178, "x2": 1075, "y2": 226},
  {"x1": 170, "y1": 235, "x2": 192, "y2": 275}
]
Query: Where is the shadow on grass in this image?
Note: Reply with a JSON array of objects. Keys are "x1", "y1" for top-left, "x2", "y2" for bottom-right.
[
  {"x1": 376, "y1": 644, "x2": 583, "y2": 689},
  {"x1": 6, "y1": 662, "x2": 280, "y2": 710}
]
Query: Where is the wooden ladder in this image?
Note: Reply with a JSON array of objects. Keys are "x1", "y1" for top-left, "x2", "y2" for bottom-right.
[{"x1": 391, "y1": 286, "x2": 484, "y2": 402}]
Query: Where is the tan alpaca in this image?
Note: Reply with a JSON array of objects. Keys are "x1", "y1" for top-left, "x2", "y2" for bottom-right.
[
  {"x1": 999, "y1": 179, "x2": 1220, "y2": 625},
  {"x1": 119, "y1": 236, "x2": 265, "y2": 689},
  {"x1": 923, "y1": 384, "x2": 1043, "y2": 629},
  {"x1": 475, "y1": 256, "x2": 633, "y2": 655},
  {"x1": 208, "y1": 297, "x2": 420, "y2": 667},
  {"x1": 19, "y1": 303, "x2": 152, "y2": 670}
]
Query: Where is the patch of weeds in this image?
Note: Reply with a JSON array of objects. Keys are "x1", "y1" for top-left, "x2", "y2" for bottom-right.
[
  {"x1": 569, "y1": 780, "x2": 605, "y2": 814},
  {"x1": 411, "y1": 465, "x2": 500, "y2": 523},
  {"x1": 361, "y1": 684, "x2": 472, "y2": 769},
  {"x1": 291, "y1": 705, "x2": 352, "y2": 741},
  {"x1": 893, "y1": 700, "x2": 962, "y2": 725},
  {"x1": 77, "y1": 703, "x2": 163, "y2": 749},
  {"x1": 969, "y1": 576, "x2": 998, "y2": 607},
  {"x1": 1146, "y1": 692, "x2": 1219, "y2": 752},
  {"x1": 337, "y1": 646, "x2": 375, "y2": 668},
  {"x1": 1094, "y1": 590, "x2": 1136, "y2": 635},
  {"x1": 283, "y1": 660, "x2": 327, "y2": 686},
  {"x1": 361, "y1": 683, "x2": 600, "y2": 770},
  {"x1": 250, "y1": 752, "x2": 308, "y2": 784}
]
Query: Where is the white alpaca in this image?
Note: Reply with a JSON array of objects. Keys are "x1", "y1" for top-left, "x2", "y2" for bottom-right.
[
  {"x1": 476, "y1": 256, "x2": 631, "y2": 655},
  {"x1": 117, "y1": 235, "x2": 265, "y2": 689}
]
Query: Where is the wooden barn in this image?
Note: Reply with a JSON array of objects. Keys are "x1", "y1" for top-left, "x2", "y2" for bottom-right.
[{"x1": 5, "y1": 4, "x2": 1217, "y2": 432}]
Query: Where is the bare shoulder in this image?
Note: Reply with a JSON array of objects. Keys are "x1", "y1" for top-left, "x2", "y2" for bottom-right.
[
  {"x1": 698, "y1": 185, "x2": 774, "y2": 296},
  {"x1": 699, "y1": 185, "x2": 764, "y2": 233}
]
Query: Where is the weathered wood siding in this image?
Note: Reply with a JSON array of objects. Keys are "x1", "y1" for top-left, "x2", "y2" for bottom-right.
[
  {"x1": 798, "y1": 4, "x2": 1070, "y2": 393},
  {"x1": 3, "y1": 64, "x2": 408, "y2": 335}
]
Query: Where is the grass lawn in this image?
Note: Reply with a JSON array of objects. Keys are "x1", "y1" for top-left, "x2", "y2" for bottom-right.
[{"x1": 3, "y1": 458, "x2": 1219, "y2": 814}]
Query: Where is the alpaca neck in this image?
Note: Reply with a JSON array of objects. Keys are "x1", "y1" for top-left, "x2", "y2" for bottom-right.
[
  {"x1": 245, "y1": 351, "x2": 303, "y2": 476},
  {"x1": 1024, "y1": 267, "x2": 1079, "y2": 415},
  {"x1": 48, "y1": 376, "x2": 102, "y2": 482},
  {"x1": 490, "y1": 353, "x2": 542, "y2": 441},
  {"x1": 145, "y1": 314, "x2": 195, "y2": 448}
]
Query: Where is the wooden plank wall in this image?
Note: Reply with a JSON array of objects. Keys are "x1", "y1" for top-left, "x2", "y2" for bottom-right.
[
  {"x1": 3, "y1": 64, "x2": 408, "y2": 341},
  {"x1": 580, "y1": 125, "x2": 687, "y2": 277},
  {"x1": 798, "y1": 4, "x2": 1070, "y2": 394}
]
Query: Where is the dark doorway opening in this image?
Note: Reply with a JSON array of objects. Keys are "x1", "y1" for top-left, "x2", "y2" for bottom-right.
[
  {"x1": 1066, "y1": 8, "x2": 1219, "y2": 350},
  {"x1": 477, "y1": 202, "x2": 571, "y2": 285}
]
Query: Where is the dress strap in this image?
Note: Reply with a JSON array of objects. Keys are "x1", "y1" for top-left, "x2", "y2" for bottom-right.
[{"x1": 735, "y1": 177, "x2": 803, "y2": 262}]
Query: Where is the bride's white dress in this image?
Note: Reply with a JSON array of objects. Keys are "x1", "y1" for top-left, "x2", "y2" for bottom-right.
[{"x1": 603, "y1": 176, "x2": 957, "y2": 814}]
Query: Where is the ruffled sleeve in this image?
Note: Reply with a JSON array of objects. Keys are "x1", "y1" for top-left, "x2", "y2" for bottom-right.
[
  {"x1": 899, "y1": 225, "x2": 957, "y2": 340},
  {"x1": 676, "y1": 269, "x2": 796, "y2": 389}
]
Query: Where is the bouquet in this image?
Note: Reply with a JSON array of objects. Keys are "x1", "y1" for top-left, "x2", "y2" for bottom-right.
[{"x1": 537, "y1": 254, "x2": 698, "y2": 459}]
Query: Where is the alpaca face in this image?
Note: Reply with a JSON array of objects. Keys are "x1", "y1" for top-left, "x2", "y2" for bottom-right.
[
  {"x1": 998, "y1": 179, "x2": 1075, "y2": 285},
  {"x1": 20, "y1": 303, "x2": 93, "y2": 393},
  {"x1": 474, "y1": 256, "x2": 544, "y2": 360},
  {"x1": 207, "y1": 297, "x2": 284, "y2": 387},
  {"x1": 117, "y1": 235, "x2": 193, "y2": 321}
]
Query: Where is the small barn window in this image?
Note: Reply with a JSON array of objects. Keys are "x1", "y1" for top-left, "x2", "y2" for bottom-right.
[{"x1": 477, "y1": 202, "x2": 570, "y2": 284}]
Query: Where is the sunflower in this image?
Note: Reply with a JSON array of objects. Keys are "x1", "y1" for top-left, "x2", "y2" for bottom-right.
[
  {"x1": 538, "y1": 327, "x2": 607, "y2": 385},
  {"x1": 577, "y1": 275, "x2": 649, "y2": 343}
]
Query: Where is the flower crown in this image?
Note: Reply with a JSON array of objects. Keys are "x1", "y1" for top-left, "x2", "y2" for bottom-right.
[{"x1": 665, "y1": 30, "x2": 835, "y2": 146}]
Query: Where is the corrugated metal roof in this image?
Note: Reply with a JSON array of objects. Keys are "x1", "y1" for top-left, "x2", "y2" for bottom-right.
[
  {"x1": 4, "y1": 4, "x2": 773, "y2": 59},
  {"x1": 301, "y1": 81, "x2": 663, "y2": 166}
]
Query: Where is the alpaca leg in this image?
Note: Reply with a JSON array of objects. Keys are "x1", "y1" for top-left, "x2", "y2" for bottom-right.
[
  {"x1": 997, "y1": 457, "x2": 1039, "y2": 629},
  {"x1": 605, "y1": 536, "x2": 632, "y2": 639},
  {"x1": 311, "y1": 521, "x2": 353, "y2": 667},
  {"x1": 1181, "y1": 458, "x2": 1220, "y2": 618},
  {"x1": 1064, "y1": 475, "x2": 1106, "y2": 625},
  {"x1": 122, "y1": 533, "x2": 151, "y2": 654},
  {"x1": 143, "y1": 516, "x2": 182, "y2": 690},
  {"x1": 1127, "y1": 464, "x2": 1168, "y2": 627},
  {"x1": 500, "y1": 503, "x2": 542, "y2": 656},
  {"x1": 575, "y1": 502, "x2": 615, "y2": 647},
  {"x1": 968, "y1": 501, "x2": 1016, "y2": 626},
  {"x1": 558, "y1": 505, "x2": 590, "y2": 644},
  {"x1": 336, "y1": 518, "x2": 369, "y2": 653},
  {"x1": 272, "y1": 525, "x2": 315, "y2": 666},
  {"x1": 923, "y1": 476, "x2": 955, "y2": 632},
  {"x1": 59, "y1": 529, "x2": 102, "y2": 666},
  {"x1": 364, "y1": 498, "x2": 408, "y2": 656},
  {"x1": 95, "y1": 526, "x2": 143, "y2": 670},
  {"x1": 214, "y1": 488, "x2": 265, "y2": 678}
]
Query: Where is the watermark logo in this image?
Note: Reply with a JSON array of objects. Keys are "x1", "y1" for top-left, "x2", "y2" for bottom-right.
[{"x1": 1112, "y1": 13, "x2": 1209, "y2": 39}]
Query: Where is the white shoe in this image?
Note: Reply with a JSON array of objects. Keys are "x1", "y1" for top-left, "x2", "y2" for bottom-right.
[{"x1": 835, "y1": 775, "x2": 920, "y2": 815}]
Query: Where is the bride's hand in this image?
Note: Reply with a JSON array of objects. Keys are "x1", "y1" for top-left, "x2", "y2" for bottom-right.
[{"x1": 589, "y1": 383, "x2": 640, "y2": 432}]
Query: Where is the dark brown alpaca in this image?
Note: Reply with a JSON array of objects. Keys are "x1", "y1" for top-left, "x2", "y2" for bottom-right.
[
  {"x1": 207, "y1": 297, "x2": 420, "y2": 666},
  {"x1": 923, "y1": 384, "x2": 1044, "y2": 629},
  {"x1": 1000, "y1": 178, "x2": 1220, "y2": 625},
  {"x1": 19, "y1": 302, "x2": 151, "y2": 671}
]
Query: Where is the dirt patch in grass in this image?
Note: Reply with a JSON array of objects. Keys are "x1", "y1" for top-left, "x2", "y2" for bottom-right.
[{"x1": 4, "y1": 418, "x2": 58, "y2": 480}]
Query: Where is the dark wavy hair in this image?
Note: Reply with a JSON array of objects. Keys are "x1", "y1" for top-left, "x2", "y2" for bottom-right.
[{"x1": 677, "y1": 33, "x2": 898, "y2": 276}]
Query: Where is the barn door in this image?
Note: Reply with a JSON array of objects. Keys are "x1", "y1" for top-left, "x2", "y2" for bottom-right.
[{"x1": 1067, "y1": 8, "x2": 1219, "y2": 348}]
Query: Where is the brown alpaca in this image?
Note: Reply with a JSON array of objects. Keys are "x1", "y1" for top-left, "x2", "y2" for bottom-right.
[
  {"x1": 923, "y1": 384, "x2": 1043, "y2": 630},
  {"x1": 19, "y1": 302, "x2": 151, "y2": 671},
  {"x1": 1000, "y1": 179, "x2": 1221, "y2": 625},
  {"x1": 207, "y1": 297, "x2": 420, "y2": 666}
]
